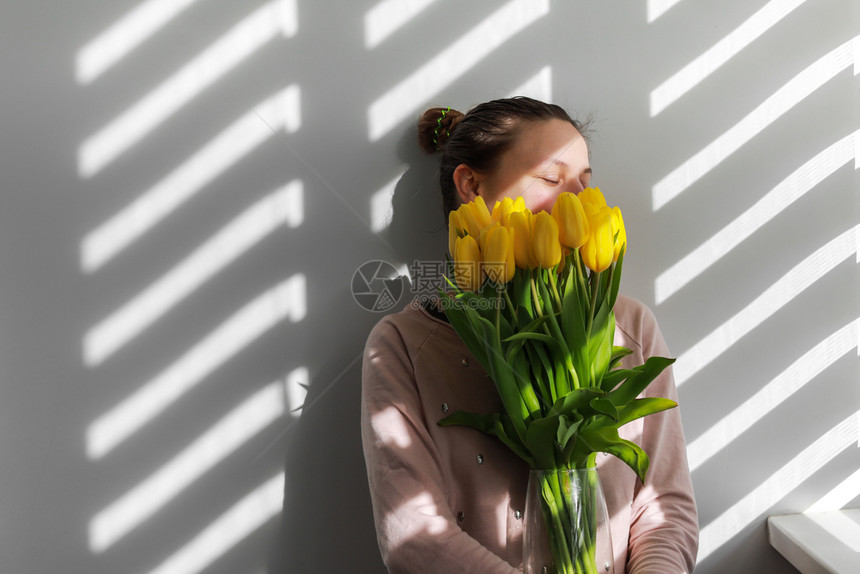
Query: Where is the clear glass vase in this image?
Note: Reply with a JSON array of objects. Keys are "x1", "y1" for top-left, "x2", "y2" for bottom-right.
[{"x1": 523, "y1": 468, "x2": 614, "y2": 574}]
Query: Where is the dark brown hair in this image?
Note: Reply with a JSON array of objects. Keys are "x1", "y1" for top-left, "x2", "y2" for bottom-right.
[{"x1": 418, "y1": 97, "x2": 587, "y2": 216}]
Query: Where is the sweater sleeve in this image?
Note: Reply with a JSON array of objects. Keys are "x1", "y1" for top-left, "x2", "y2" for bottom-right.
[
  {"x1": 625, "y1": 304, "x2": 699, "y2": 573},
  {"x1": 361, "y1": 317, "x2": 520, "y2": 574}
]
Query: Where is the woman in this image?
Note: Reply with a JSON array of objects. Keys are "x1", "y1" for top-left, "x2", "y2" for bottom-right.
[{"x1": 361, "y1": 97, "x2": 698, "y2": 573}]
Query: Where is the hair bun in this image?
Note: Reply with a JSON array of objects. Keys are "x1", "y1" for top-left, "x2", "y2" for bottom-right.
[{"x1": 417, "y1": 107, "x2": 464, "y2": 153}]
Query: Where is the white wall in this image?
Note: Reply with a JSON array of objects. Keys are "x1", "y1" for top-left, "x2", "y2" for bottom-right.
[{"x1": 0, "y1": 1, "x2": 856, "y2": 573}]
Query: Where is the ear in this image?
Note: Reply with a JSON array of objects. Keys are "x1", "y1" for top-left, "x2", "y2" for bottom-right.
[{"x1": 453, "y1": 164, "x2": 480, "y2": 204}]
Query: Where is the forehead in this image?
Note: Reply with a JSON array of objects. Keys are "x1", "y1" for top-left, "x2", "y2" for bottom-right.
[{"x1": 508, "y1": 119, "x2": 588, "y2": 168}]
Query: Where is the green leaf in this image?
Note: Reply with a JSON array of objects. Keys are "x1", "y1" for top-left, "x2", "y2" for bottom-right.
[
  {"x1": 547, "y1": 388, "x2": 604, "y2": 418},
  {"x1": 556, "y1": 413, "x2": 583, "y2": 454},
  {"x1": 526, "y1": 416, "x2": 561, "y2": 470},
  {"x1": 578, "y1": 426, "x2": 651, "y2": 483},
  {"x1": 503, "y1": 331, "x2": 560, "y2": 348},
  {"x1": 599, "y1": 367, "x2": 633, "y2": 392},
  {"x1": 561, "y1": 264, "x2": 589, "y2": 382},
  {"x1": 615, "y1": 397, "x2": 677, "y2": 427},
  {"x1": 589, "y1": 311, "x2": 615, "y2": 388},
  {"x1": 606, "y1": 356, "x2": 676, "y2": 407},
  {"x1": 515, "y1": 314, "x2": 551, "y2": 335},
  {"x1": 514, "y1": 269, "x2": 533, "y2": 320},
  {"x1": 510, "y1": 349, "x2": 542, "y2": 417},
  {"x1": 466, "y1": 314, "x2": 530, "y2": 442},
  {"x1": 589, "y1": 397, "x2": 618, "y2": 421},
  {"x1": 439, "y1": 291, "x2": 487, "y2": 368},
  {"x1": 523, "y1": 343, "x2": 552, "y2": 408},
  {"x1": 608, "y1": 346, "x2": 634, "y2": 370},
  {"x1": 608, "y1": 245, "x2": 625, "y2": 310}
]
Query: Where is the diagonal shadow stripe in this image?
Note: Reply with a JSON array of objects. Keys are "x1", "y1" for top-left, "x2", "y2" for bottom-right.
[
  {"x1": 650, "y1": 0, "x2": 810, "y2": 116},
  {"x1": 696, "y1": 411, "x2": 860, "y2": 563},
  {"x1": 365, "y1": 0, "x2": 440, "y2": 49},
  {"x1": 674, "y1": 225, "x2": 858, "y2": 386},
  {"x1": 146, "y1": 472, "x2": 285, "y2": 574},
  {"x1": 81, "y1": 85, "x2": 300, "y2": 273},
  {"x1": 89, "y1": 383, "x2": 285, "y2": 552},
  {"x1": 687, "y1": 318, "x2": 859, "y2": 471},
  {"x1": 76, "y1": 0, "x2": 206, "y2": 84},
  {"x1": 84, "y1": 180, "x2": 303, "y2": 366},
  {"x1": 79, "y1": 0, "x2": 297, "y2": 178},
  {"x1": 367, "y1": 0, "x2": 550, "y2": 141},
  {"x1": 86, "y1": 274, "x2": 306, "y2": 459},
  {"x1": 656, "y1": 130, "x2": 857, "y2": 303},
  {"x1": 653, "y1": 38, "x2": 855, "y2": 211}
]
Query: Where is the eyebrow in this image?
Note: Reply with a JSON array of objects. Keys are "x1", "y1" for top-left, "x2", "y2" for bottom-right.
[{"x1": 539, "y1": 159, "x2": 592, "y2": 175}]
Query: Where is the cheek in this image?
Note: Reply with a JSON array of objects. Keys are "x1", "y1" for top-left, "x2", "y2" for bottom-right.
[{"x1": 519, "y1": 186, "x2": 560, "y2": 213}]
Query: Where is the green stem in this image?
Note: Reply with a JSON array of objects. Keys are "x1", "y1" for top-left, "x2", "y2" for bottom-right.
[
  {"x1": 503, "y1": 289, "x2": 517, "y2": 328},
  {"x1": 584, "y1": 270, "x2": 600, "y2": 339},
  {"x1": 541, "y1": 473, "x2": 575, "y2": 574},
  {"x1": 530, "y1": 273, "x2": 544, "y2": 319},
  {"x1": 495, "y1": 289, "x2": 501, "y2": 337},
  {"x1": 548, "y1": 270, "x2": 563, "y2": 314}
]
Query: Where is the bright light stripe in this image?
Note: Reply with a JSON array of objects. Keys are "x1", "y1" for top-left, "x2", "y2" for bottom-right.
[
  {"x1": 856, "y1": 111, "x2": 860, "y2": 170},
  {"x1": 647, "y1": 0, "x2": 683, "y2": 23},
  {"x1": 79, "y1": 0, "x2": 297, "y2": 178},
  {"x1": 653, "y1": 39, "x2": 854, "y2": 211},
  {"x1": 147, "y1": 472, "x2": 284, "y2": 574},
  {"x1": 76, "y1": 0, "x2": 203, "y2": 84},
  {"x1": 84, "y1": 180, "x2": 303, "y2": 366},
  {"x1": 368, "y1": 0, "x2": 549, "y2": 141},
  {"x1": 86, "y1": 274, "x2": 306, "y2": 459},
  {"x1": 697, "y1": 411, "x2": 859, "y2": 562},
  {"x1": 854, "y1": 35, "x2": 860, "y2": 76},
  {"x1": 687, "y1": 319, "x2": 859, "y2": 471},
  {"x1": 655, "y1": 132, "x2": 856, "y2": 303},
  {"x1": 365, "y1": 0, "x2": 439, "y2": 49},
  {"x1": 806, "y1": 468, "x2": 860, "y2": 513},
  {"x1": 81, "y1": 85, "x2": 300, "y2": 273},
  {"x1": 508, "y1": 66, "x2": 552, "y2": 101},
  {"x1": 90, "y1": 383, "x2": 284, "y2": 552},
  {"x1": 674, "y1": 226, "x2": 857, "y2": 386},
  {"x1": 650, "y1": 0, "x2": 808, "y2": 116},
  {"x1": 370, "y1": 169, "x2": 406, "y2": 233},
  {"x1": 285, "y1": 367, "x2": 308, "y2": 418}
]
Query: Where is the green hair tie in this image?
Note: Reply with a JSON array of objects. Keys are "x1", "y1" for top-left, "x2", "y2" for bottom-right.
[{"x1": 433, "y1": 107, "x2": 452, "y2": 151}]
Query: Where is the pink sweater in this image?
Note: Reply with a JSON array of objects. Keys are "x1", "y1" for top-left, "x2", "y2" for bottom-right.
[{"x1": 361, "y1": 296, "x2": 698, "y2": 573}]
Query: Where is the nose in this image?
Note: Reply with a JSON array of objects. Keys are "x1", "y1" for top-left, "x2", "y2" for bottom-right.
[{"x1": 568, "y1": 179, "x2": 585, "y2": 195}]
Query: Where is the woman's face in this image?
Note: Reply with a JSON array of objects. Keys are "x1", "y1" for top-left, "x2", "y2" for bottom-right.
[{"x1": 458, "y1": 119, "x2": 591, "y2": 213}]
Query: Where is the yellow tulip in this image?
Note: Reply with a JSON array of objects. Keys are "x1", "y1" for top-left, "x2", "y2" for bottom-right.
[
  {"x1": 610, "y1": 206, "x2": 626, "y2": 261},
  {"x1": 551, "y1": 192, "x2": 589, "y2": 249},
  {"x1": 454, "y1": 234, "x2": 482, "y2": 291},
  {"x1": 482, "y1": 224, "x2": 515, "y2": 284},
  {"x1": 474, "y1": 195, "x2": 493, "y2": 226},
  {"x1": 578, "y1": 186, "x2": 608, "y2": 217},
  {"x1": 508, "y1": 210, "x2": 536, "y2": 269},
  {"x1": 491, "y1": 197, "x2": 513, "y2": 223},
  {"x1": 580, "y1": 207, "x2": 614, "y2": 273},
  {"x1": 532, "y1": 211, "x2": 562, "y2": 269},
  {"x1": 448, "y1": 210, "x2": 463, "y2": 256},
  {"x1": 491, "y1": 196, "x2": 527, "y2": 226},
  {"x1": 456, "y1": 203, "x2": 480, "y2": 237},
  {"x1": 457, "y1": 196, "x2": 493, "y2": 237}
]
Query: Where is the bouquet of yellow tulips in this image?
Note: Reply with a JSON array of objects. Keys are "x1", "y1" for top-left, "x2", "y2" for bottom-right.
[{"x1": 438, "y1": 188, "x2": 677, "y2": 574}]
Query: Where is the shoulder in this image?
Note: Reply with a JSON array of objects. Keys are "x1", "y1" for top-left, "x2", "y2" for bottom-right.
[
  {"x1": 614, "y1": 295, "x2": 666, "y2": 356},
  {"x1": 364, "y1": 301, "x2": 452, "y2": 359}
]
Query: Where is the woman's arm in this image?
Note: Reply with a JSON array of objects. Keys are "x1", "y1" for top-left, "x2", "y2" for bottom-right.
[
  {"x1": 625, "y1": 305, "x2": 699, "y2": 573},
  {"x1": 361, "y1": 317, "x2": 520, "y2": 574}
]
